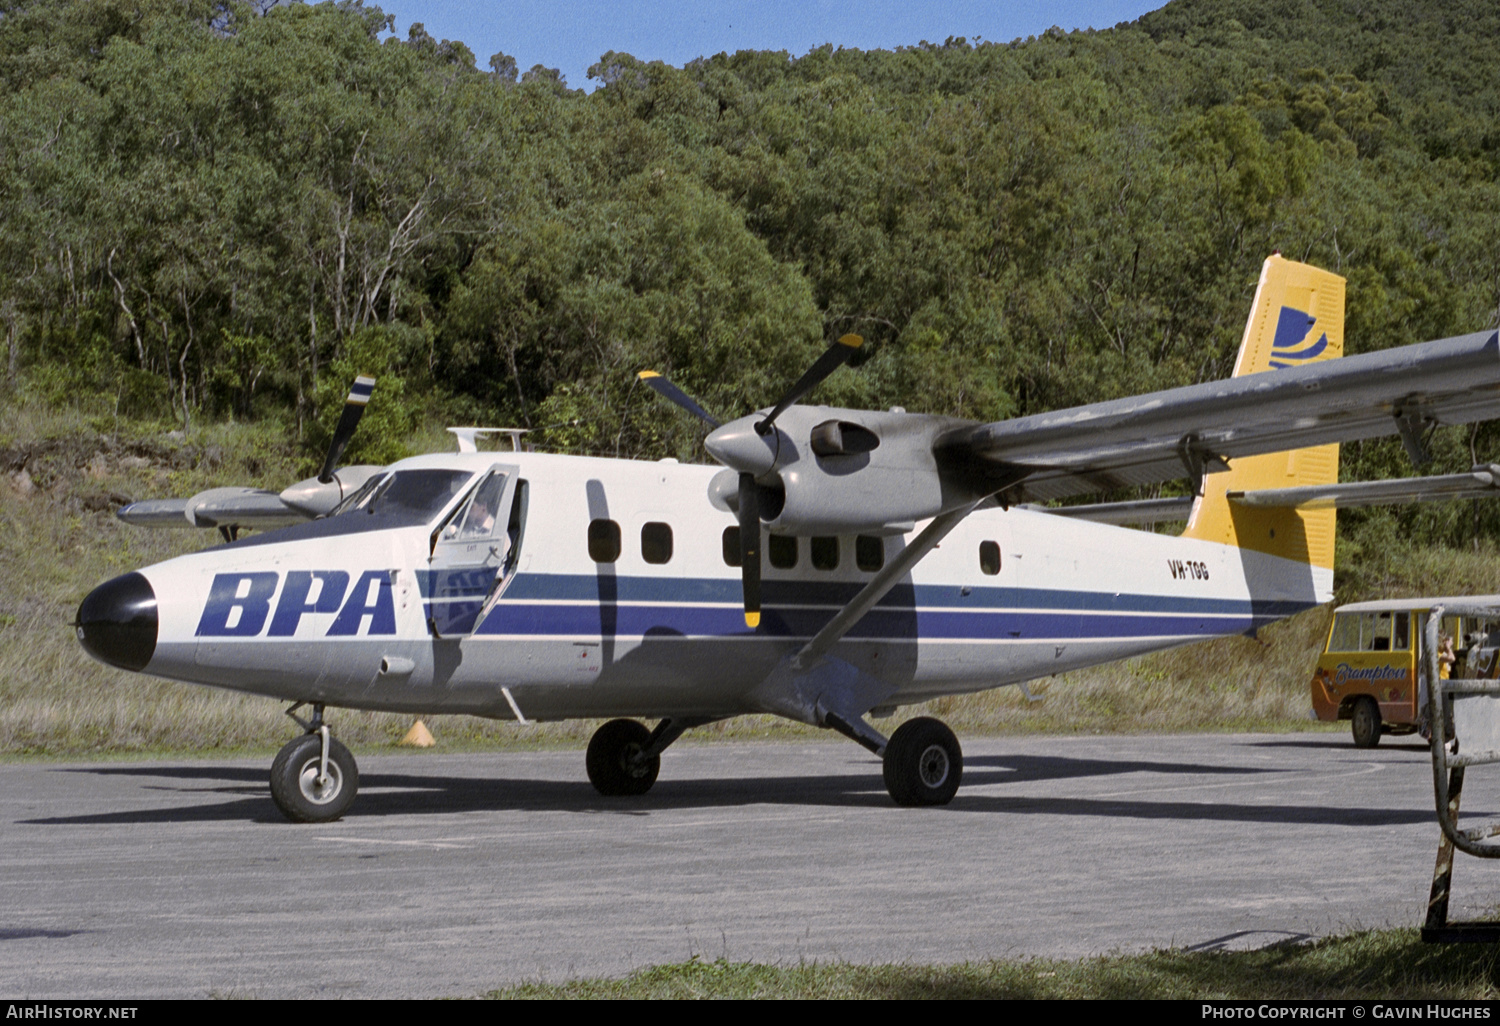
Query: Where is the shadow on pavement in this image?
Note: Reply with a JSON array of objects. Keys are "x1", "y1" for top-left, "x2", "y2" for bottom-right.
[{"x1": 24, "y1": 750, "x2": 1444, "y2": 829}]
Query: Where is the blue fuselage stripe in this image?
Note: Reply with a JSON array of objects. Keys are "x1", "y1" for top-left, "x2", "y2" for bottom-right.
[
  {"x1": 500, "y1": 573, "x2": 1308, "y2": 617},
  {"x1": 471, "y1": 574, "x2": 1310, "y2": 641}
]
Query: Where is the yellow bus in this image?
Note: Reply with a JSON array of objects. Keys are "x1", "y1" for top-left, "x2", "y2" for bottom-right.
[{"x1": 1311, "y1": 596, "x2": 1500, "y2": 747}]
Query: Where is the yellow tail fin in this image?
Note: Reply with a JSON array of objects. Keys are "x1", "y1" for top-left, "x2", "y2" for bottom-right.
[{"x1": 1181, "y1": 255, "x2": 1345, "y2": 569}]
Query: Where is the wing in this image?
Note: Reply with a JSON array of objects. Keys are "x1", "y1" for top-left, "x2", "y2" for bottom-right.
[
  {"x1": 939, "y1": 329, "x2": 1500, "y2": 503},
  {"x1": 117, "y1": 488, "x2": 301, "y2": 529},
  {"x1": 117, "y1": 468, "x2": 386, "y2": 530},
  {"x1": 115, "y1": 375, "x2": 382, "y2": 533}
]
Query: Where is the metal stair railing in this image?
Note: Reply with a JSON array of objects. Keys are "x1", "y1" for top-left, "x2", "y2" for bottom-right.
[{"x1": 1422, "y1": 603, "x2": 1500, "y2": 942}]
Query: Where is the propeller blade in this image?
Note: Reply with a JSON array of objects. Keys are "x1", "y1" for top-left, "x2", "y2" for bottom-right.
[
  {"x1": 318, "y1": 375, "x2": 376, "y2": 483},
  {"x1": 637, "y1": 371, "x2": 721, "y2": 427},
  {"x1": 738, "y1": 472, "x2": 761, "y2": 629},
  {"x1": 756, "y1": 334, "x2": 862, "y2": 435}
]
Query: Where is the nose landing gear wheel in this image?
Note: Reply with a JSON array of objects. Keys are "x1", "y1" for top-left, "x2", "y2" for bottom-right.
[
  {"x1": 586, "y1": 718, "x2": 660, "y2": 796},
  {"x1": 883, "y1": 717, "x2": 962, "y2": 806},
  {"x1": 270, "y1": 733, "x2": 359, "y2": 822}
]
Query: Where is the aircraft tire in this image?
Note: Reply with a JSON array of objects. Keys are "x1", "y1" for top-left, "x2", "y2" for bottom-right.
[
  {"x1": 1351, "y1": 696, "x2": 1382, "y2": 749},
  {"x1": 883, "y1": 717, "x2": 962, "y2": 807},
  {"x1": 270, "y1": 734, "x2": 360, "y2": 823},
  {"x1": 586, "y1": 719, "x2": 660, "y2": 797}
]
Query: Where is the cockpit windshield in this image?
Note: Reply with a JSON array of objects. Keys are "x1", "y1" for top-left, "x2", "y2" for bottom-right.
[
  {"x1": 334, "y1": 469, "x2": 473, "y2": 525},
  {"x1": 330, "y1": 474, "x2": 384, "y2": 516}
]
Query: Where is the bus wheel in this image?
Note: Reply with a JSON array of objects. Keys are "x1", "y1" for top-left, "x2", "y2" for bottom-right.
[{"x1": 1351, "y1": 697, "x2": 1382, "y2": 749}]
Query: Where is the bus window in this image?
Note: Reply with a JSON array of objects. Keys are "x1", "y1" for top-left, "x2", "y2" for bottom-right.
[
  {"x1": 1327, "y1": 613, "x2": 1363, "y2": 652},
  {"x1": 1328, "y1": 612, "x2": 1408, "y2": 653},
  {"x1": 1391, "y1": 613, "x2": 1410, "y2": 652}
]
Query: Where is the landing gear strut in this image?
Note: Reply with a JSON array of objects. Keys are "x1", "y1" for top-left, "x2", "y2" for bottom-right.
[
  {"x1": 270, "y1": 703, "x2": 359, "y2": 823},
  {"x1": 822, "y1": 707, "x2": 964, "y2": 806}
]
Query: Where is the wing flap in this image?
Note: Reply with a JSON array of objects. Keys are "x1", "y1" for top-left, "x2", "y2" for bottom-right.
[
  {"x1": 1025, "y1": 465, "x2": 1500, "y2": 526},
  {"x1": 1022, "y1": 496, "x2": 1196, "y2": 525}
]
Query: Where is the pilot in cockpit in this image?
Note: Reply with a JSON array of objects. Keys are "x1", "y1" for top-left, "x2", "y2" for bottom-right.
[{"x1": 462, "y1": 496, "x2": 496, "y2": 538}]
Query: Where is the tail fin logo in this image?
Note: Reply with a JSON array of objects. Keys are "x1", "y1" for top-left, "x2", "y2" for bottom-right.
[{"x1": 1270, "y1": 305, "x2": 1329, "y2": 368}]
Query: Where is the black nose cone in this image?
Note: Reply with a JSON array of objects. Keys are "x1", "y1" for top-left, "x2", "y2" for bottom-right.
[{"x1": 76, "y1": 572, "x2": 158, "y2": 671}]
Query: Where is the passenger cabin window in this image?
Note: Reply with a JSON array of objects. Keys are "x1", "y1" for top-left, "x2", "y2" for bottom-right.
[
  {"x1": 856, "y1": 535, "x2": 884, "y2": 572},
  {"x1": 979, "y1": 541, "x2": 1001, "y2": 576},
  {"x1": 588, "y1": 519, "x2": 621, "y2": 563},
  {"x1": 641, "y1": 522, "x2": 673, "y2": 564},
  {"x1": 722, "y1": 526, "x2": 741, "y2": 567},
  {"x1": 769, "y1": 535, "x2": 797, "y2": 569},
  {"x1": 811, "y1": 536, "x2": 839, "y2": 571}
]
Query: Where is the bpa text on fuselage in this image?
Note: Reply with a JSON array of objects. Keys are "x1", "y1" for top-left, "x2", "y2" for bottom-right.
[{"x1": 196, "y1": 570, "x2": 396, "y2": 638}]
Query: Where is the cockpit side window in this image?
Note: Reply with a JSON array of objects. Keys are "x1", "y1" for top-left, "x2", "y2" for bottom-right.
[{"x1": 454, "y1": 472, "x2": 509, "y2": 539}]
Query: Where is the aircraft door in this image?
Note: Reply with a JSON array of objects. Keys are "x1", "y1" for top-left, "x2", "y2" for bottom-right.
[{"x1": 427, "y1": 464, "x2": 525, "y2": 637}]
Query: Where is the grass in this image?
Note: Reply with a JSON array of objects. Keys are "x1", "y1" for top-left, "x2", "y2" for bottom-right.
[
  {"x1": 486, "y1": 930, "x2": 1500, "y2": 999},
  {"x1": 9, "y1": 400, "x2": 1500, "y2": 757}
]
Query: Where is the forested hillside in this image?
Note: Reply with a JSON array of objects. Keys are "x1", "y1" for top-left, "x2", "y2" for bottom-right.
[{"x1": 2, "y1": 0, "x2": 1497, "y2": 551}]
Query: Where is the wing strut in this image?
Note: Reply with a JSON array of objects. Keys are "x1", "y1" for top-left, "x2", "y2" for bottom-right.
[
  {"x1": 793, "y1": 501, "x2": 981, "y2": 671},
  {"x1": 745, "y1": 499, "x2": 985, "y2": 753}
]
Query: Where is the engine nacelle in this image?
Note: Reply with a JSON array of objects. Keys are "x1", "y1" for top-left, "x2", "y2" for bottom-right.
[
  {"x1": 279, "y1": 465, "x2": 384, "y2": 517},
  {"x1": 705, "y1": 406, "x2": 983, "y2": 535}
]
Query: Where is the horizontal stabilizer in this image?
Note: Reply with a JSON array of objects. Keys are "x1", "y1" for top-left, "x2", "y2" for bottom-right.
[{"x1": 1231, "y1": 465, "x2": 1500, "y2": 510}]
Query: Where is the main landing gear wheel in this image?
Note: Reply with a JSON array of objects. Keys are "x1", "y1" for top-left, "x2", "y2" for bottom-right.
[
  {"x1": 883, "y1": 716, "x2": 962, "y2": 807},
  {"x1": 270, "y1": 733, "x2": 359, "y2": 822},
  {"x1": 1351, "y1": 696, "x2": 1382, "y2": 749},
  {"x1": 586, "y1": 718, "x2": 660, "y2": 796}
]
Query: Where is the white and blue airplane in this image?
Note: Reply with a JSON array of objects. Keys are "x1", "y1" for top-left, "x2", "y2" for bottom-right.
[{"x1": 75, "y1": 256, "x2": 1500, "y2": 822}]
